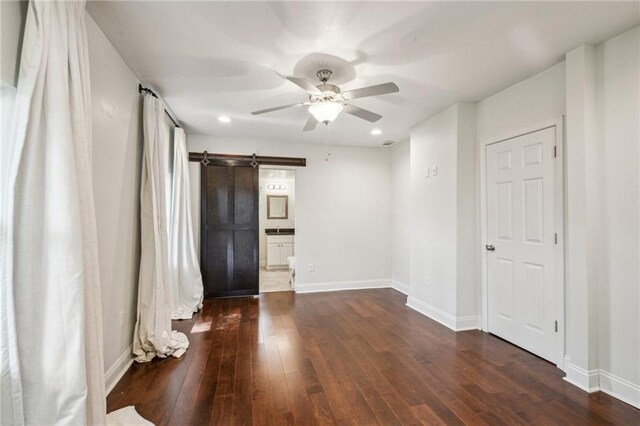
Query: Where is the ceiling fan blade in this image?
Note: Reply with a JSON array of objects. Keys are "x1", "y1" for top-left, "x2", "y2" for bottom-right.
[
  {"x1": 286, "y1": 76, "x2": 322, "y2": 95},
  {"x1": 251, "y1": 102, "x2": 303, "y2": 115},
  {"x1": 303, "y1": 116, "x2": 318, "y2": 131},
  {"x1": 342, "y1": 82, "x2": 399, "y2": 100},
  {"x1": 343, "y1": 104, "x2": 382, "y2": 123}
]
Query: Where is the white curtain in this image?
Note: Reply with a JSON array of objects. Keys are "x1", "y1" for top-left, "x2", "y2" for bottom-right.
[
  {"x1": 169, "y1": 128, "x2": 204, "y2": 319},
  {"x1": 0, "y1": 1, "x2": 106, "y2": 424},
  {"x1": 132, "y1": 94, "x2": 189, "y2": 363}
]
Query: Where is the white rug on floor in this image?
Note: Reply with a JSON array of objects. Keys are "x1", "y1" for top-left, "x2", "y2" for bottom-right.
[{"x1": 107, "y1": 406, "x2": 154, "y2": 425}]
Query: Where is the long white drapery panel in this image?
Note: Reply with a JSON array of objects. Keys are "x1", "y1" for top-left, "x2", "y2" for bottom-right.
[
  {"x1": 133, "y1": 94, "x2": 189, "y2": 363},
  {"x1": 169, "y1": 128, "x2": 204, "y2": 319},
  {"x1": 0, "y1": 1, "x2": 106, "y2": 424}
]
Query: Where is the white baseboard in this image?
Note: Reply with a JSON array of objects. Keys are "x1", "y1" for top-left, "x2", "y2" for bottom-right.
[
  {"x1": 105, "y1": 345, "x2": 133, "y2": 395},
  {"x1": 294, "y1": 279, "x2": 391, "y2": 294},
  {"x1": 562, "y1": 360, "x2": 639, "y2": 408},
  {"x1": 391, "y1": 280, "x2": 410, "y2": 295},
  {"x1": 563, "y1": 359, "x2": 600, "y2": 393},
  {"x1": 456, "y1": 315, "x2": 481, "y2": 331},
  {"x1": 406, "y1": 296, "x2": 480, "y2": 331},
  {"x1": 599, "y1": 370, "x2": 640, "y2": 409}
]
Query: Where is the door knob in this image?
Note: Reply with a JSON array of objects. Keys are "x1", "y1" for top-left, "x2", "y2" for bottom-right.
[{"x1": 486, "y1": 244, "x2": 495, "y2": 251}]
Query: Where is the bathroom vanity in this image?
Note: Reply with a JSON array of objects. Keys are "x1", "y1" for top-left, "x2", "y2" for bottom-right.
[{"x1": 265, "y1": 228, "x2": 294, "y2": 269}]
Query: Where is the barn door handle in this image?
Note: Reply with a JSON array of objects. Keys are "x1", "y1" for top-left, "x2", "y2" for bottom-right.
[{"x1": 486, "y1": 244, "x2": 495, "y2": 251}]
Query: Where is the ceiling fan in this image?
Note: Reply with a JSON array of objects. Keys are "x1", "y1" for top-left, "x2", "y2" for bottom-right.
[{"x1": 251, "y1": 69, "x2": 399, "y2": 131}]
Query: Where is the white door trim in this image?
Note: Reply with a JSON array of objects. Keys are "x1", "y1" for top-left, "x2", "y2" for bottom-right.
[{"x1": 478, "y1": 117, "x2": 565, "y2": 369}]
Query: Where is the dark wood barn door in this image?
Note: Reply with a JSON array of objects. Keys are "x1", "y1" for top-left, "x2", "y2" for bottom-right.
[{"x1": 200, "y1": 159, "x2": 259, "y2": 298}]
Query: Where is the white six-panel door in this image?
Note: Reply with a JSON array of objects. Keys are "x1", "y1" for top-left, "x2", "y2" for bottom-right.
[{"x1": 486, "y1": 127, "x2": 557, "y2": 363}]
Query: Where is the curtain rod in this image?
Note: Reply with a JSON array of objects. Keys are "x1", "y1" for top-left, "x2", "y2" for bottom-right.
[{"x1": 138, "y1": 84, "x2": 181, "y2": 128}]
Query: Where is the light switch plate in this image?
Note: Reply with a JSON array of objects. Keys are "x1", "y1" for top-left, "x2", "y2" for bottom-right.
[{"x1": 424, "y1": 166, "x2": 430, "y2": 179}]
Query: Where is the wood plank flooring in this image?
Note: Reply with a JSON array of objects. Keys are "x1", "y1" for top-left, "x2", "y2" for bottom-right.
[{"x1": 108, "y1": 289, "x2": 640, "y2": 425}]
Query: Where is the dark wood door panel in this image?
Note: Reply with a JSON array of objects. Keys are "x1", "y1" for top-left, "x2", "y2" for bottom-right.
[
  {"x1": 233, "y1": 230, "x2": 258, "y2": 290},
  {"x1": 200, "y1": 160, "x2": 258, "y2": 298},
  {"x1": 233, "y1": 166, "x2": 256, "y2": 225},
  {"x1": 205, "y1": 165, "x2": 229, "y2": 225},
  {"x1": 201, "y1": 230, "x2": 229, "y2": 298}
]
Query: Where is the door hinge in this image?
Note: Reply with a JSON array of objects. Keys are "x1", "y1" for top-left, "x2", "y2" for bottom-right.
[
  {"x1": 554, "y1": 233, "x2": 558, "y2": 244},
  {"x1": 553, "y1": 146, "x2": 557, "y2": 158},
  {"x1": 554, "y1": 321, "x2": 558, "y2": 332}
]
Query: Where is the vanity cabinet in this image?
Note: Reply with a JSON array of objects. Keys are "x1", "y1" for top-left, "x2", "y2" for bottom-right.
[{"x1": 266, "y1": 235, "x2": 294, "y2": 269}]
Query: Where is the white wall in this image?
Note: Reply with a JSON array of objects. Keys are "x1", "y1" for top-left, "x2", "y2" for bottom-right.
[
  {"x1": 410, "y1": 106, "x2": 459, "y2": 315},
  {"x1": 455, "y1": 104, "x2": 478, "y2": 318},
  {"x1": 187, "y1": 136, "x2": 392, "y2": 290},
  {"x1": 476, "y1": 62, "x2": 566, "y2": 143},
  {"x1": 1, "y1": 81, "x2": 16, "y2": 190},
  {"x1": 86, "y1": 15, "x2": 144, "y2": 385},
  {"x1": 404, "y1": 58, "x2": 569, "y2": 347},
  {"x1": 594, "y1": 27, "x2": 639, "y2": 405},
  {"x1": 259, "y1": 172, "x2": 296, "y2": 266},
  {"x1": 562, "y1": 28, "x2": 640, "y2": 405},
  {"x1": 0, "y1": 0, "x2": 26, "y2": 87},
  {"x1": 390, "y1": 140, "x2": 410, "y2": 294},
  {"x1": 407, "y1": 103, "x2": 478, "y2": 329},
  {"x1": 0, "y1": 0, "x2": 26, "y2": 193},
  {"x1": 565, "y1": 45, "x2": 600, "y2": 388},
  {"x1": 472, "y1": 27, "x2": 640, "y2": 406}
]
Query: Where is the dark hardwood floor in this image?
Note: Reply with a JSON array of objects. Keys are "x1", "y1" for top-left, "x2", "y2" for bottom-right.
[{"x1": 108, "y1": 289, "x2": 640, "y2": 425}]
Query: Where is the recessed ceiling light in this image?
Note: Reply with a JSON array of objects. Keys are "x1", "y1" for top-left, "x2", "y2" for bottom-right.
[
  {"x1": 218, "y1": 116, "x2": 231, "y2": 123},
  {"x1": 371, "y1": 128, "x2": 382, "y2": 135}
]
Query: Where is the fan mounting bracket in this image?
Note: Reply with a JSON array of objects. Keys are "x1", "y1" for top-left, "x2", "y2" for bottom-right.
[{"x1": 316, "y1": 69, "x2": 333, "y2": 83}]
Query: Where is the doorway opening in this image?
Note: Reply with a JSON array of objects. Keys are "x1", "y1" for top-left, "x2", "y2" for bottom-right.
[
  {"x1": 259, "y1": 167, "x2": 296, "y2": 293},
  {"x1": 193, "y1": 152, "x2": 305, "y2": 299}
]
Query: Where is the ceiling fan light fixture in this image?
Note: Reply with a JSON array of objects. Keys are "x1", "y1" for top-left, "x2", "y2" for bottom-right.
[
  {"x1": 251, "y1": 69, "x2": 399, "y2": 132},
  {"x1": 308, "y1": 101, "x2": 343, "y2": 124}
]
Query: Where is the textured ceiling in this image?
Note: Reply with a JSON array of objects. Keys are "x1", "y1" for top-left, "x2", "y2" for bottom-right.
[{"x1": 87, "y1": 1, "x2": 640, "y2": 147}]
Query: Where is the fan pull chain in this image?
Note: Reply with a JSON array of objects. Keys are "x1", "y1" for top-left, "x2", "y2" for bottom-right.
[{"x1": 324, "y1": 123, "x2": 331, "y2": 162}]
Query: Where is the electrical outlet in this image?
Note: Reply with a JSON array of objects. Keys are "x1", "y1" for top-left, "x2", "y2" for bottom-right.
[
  {"x1": 432, "y1": 165, "x2": 438, "y2": 176},
  {"x1": 308, "y1": 263, "x2": 314, "y2": 273},
  {"x1": 119, "y1": 310, "x2": 125, "y2": 328}
]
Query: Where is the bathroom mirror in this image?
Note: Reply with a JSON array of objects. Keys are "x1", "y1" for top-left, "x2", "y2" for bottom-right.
[{"x1": 267, "y1": 195, "x2": 288, "y2": 219}]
